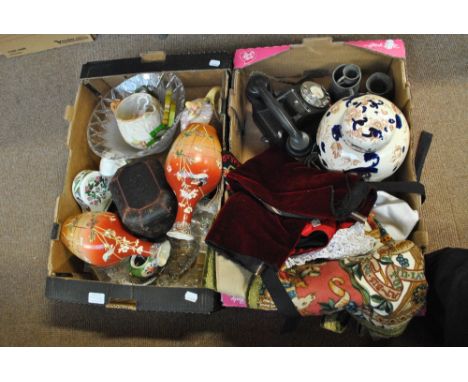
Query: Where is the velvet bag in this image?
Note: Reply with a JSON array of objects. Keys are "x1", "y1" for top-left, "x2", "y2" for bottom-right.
[{"x1": 206, "y1": 148, "x2": 376, "y2": 268}]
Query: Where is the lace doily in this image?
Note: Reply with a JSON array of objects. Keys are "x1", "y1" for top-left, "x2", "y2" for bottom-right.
[{"x1": 285, "y1": 222, "x2": 378, "y2": 268}]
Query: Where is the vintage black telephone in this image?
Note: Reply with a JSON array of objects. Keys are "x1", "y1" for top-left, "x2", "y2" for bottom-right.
[{"x1": 246, "y1": 73, "x2": 330, "y2": 159}]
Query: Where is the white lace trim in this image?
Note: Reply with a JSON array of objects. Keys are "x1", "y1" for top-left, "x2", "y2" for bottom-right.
[{"x1": 285, "y1": 222, "x2": 378, "y2": 268}]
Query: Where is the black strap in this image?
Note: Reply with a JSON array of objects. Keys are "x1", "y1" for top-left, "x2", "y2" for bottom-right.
[
  {"x1": 367, "y1": 130, "x2": 433, "y2": 204},
  {"x1": 369, "y1": 181, "x2": 426, "y2": 203},
  {"x1": 360, "y1": 131, "x2": 433, "y2": 204},
  {"x1": 261, "y1": 266, "x2": 300, "y2": 317},
  {"x1": 205, "y1": 244, "x2": 301, "y2": 329},
  {"x1": 332, "y1": 180, "x2": 372, "y2": 220},
  {"x1": 260, "y1": 266, "x2": 301, "y2": 332},
  {"x1": 415, "y1": 131, "x2": 433, "y2": 182}
]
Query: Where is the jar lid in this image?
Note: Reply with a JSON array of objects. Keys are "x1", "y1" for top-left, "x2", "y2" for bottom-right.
[{"x1": 341, "y1": 95, "x2": 398, "y2": 153}]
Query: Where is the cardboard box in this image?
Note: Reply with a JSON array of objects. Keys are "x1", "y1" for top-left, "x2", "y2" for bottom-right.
[
  {"x1": 46, "y1": 37, "x2": 428, "y2": 315},
  {"x1": 0, "y1": 35, "x2": 94, "y2": 58},
  {"x1": 46, "y1": 51, "x2": 232, "y2": 313},
  {"x1": 227, "y1": 37, "x2": 428, "y2": 251}
]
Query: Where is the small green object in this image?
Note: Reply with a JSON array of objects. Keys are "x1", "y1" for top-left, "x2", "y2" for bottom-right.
[
  {"x1": 320, "y1": 311, "x2": 350, "y2": 334},
  {"x1": 162, "y1": 90, "x2": 173, "y2": 126},
  {"x1": 150, "y1": 124, "x2": 167, "y2": 138},
  {"x1": 147, "y1": 124, "x2": 170, "y2": 147},
  {"x1": 168, "y1": 101, "x2": 176, "y2": 127}
]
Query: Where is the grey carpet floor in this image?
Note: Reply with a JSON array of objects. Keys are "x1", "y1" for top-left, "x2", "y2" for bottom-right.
[{"x1": 0, "y1": 34, "x2": 467, "y2": 346}]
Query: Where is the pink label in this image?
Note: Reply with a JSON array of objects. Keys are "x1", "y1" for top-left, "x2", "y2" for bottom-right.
[
  {"x1": 345, "y1": 39, "x2": 406, "y2": 58},
  {"x1": 221, "y1": 293, "x2": 247, "y2": 308},
  {"x1": 234, "y1": 45, "x2": 291, "y2": 69}
]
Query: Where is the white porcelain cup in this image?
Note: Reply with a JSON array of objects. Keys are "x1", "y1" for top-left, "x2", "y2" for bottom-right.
[{"x1": 112, "y1": 93, "x2": 163, "y2": 150}]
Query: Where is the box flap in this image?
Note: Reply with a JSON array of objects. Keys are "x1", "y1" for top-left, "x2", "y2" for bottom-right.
[
  {"x1": 80, "y1": 52, "x2": 232, "y2": 79},
  {"x1": 234, "y1": 45, "x2": 291, "y2": 69},
  {"x1": 233, "y1": 37, "x2": 405, "y2": 71},
  {"x1": 345, "y1": 39, "x2": 406, "y2": 58},
  {"x1": 45, "y1": 277, "x2": 220, "y2": 313}
]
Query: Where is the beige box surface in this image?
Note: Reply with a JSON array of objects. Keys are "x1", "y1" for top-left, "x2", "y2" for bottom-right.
[{"x1": 0, "y1": 34, "x2": 94, "y2": 58}]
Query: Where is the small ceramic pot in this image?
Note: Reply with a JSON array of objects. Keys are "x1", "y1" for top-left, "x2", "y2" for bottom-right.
[
  {"x1": 180, "y1": 86, "x2": 220, "y2": 131},
  {"x1": 129, "y1": 240, "x2": 171, "y2": 278},
  {"x1": 72, "y1": 170, "x2": 112, "y2": 212},
  {"x1": 99, "y1": 157, "x2": 128, "y2": 179},
  {"x1": 365, "y1": 72, "x2": 394, "y2": 100},
  {"x1": 111, "y1": 93, "x2": 163, "y2": 150},
  {"x1": 316, "y1": 94, "x2": 410, "y2": 181},
  {"x1": 330, "y1": 64, "x2": 362, "y2": 101}
]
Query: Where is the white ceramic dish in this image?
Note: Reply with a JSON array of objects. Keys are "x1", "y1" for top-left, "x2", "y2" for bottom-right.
[{"x1": 87, "y1": 72, "x2": 185, "y2": 160}]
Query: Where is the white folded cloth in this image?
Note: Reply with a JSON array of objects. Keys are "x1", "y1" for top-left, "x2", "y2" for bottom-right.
[{"x1": 372, "y1": 191, "x2": 419, "y2": 241}]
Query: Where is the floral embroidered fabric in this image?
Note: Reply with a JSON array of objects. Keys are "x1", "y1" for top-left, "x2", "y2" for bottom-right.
[{"x1": 247, "y1": 216, "x2": 427, "y2": 338}]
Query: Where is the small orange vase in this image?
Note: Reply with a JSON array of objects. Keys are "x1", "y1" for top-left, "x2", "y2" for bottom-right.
[
  {"x1": 165, "y1": 123, "x2": 222, "y2": 240},
  {"x1": 60, "y1": 212, "x2": 168, "y2": 267}
]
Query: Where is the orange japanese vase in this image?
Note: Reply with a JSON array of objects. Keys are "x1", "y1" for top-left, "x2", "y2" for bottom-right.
[
  {"x1": 60, "y1": 212, "x2": 169, "y2": 267},
  {"x1": 165, "y1": 123, "x2": 222, "y2": 240}
]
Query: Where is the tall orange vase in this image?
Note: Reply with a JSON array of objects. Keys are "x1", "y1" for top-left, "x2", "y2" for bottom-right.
[{"x1": 165, "y1": 123, "x2": 222, "y2": 240}]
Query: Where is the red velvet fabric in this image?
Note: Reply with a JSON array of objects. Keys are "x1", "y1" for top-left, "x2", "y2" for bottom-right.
[{"x1": 206, "y1": 148, "x2": 376, "y2": 268}]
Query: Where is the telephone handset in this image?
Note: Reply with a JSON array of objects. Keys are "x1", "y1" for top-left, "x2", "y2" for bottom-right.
[{"x1": 246, "y1": 73, "x2": 330, "y2": 159}]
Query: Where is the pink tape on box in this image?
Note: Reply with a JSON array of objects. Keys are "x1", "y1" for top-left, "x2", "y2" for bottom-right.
[
  {"x1": 233, "y1": 39, "x2": 405, "y2": 69},
  {"x1": 345, "y1": 39, "x2": 406, "y2": 58},
  {"x1": 221, "y1": 293, "x2": 248, "y2": 308},
  {"x1": 234, "y1": 45, "x2": 291, "y2": 69}
]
